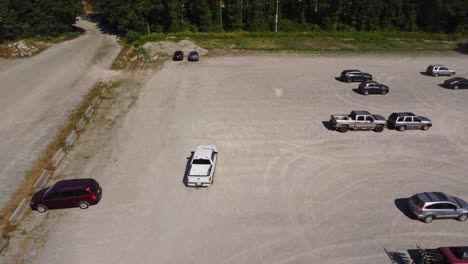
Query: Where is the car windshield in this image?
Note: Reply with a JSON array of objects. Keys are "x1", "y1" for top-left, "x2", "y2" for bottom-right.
[
  {"x1": 193, "y1": 159, "x2": 211, "y2": 165},
  {"x1": 190, "y1": 52, "x2": 198, "y2": 55},
  {"x1": 43, "y1": 185, "x2": 55, "y2": 197}
]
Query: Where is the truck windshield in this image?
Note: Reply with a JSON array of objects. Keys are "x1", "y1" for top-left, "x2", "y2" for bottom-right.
[{"x1": 193, "y1": 159, "x2": 211, "y2": 165}]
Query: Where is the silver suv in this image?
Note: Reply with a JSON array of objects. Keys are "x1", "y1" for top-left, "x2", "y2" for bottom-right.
[
  {"x1": 426, "y1": 64, "x2": 455, "y2": 77},
  {"x1": 408, "y1": 192, "x2": 468, "y2": 223}
]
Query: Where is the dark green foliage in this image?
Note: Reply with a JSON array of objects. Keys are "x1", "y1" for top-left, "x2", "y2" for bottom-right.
[{"x1": 0, "y1": 0, "x2": 83, "y2": 42}]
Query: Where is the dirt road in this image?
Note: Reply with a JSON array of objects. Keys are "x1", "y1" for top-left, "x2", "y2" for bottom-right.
[
  {"x1": 0, "y1": 19, "x2": 120, "y2": 209},
  {"x1": 3, "y1": 54, "x2": 468, "y2": 263}
]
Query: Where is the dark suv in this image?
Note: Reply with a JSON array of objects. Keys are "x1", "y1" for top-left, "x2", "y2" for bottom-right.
[
  {"x1": 172, "y1": 50, "x2": 183, "y2": 61},
  {"x1": 408, "y1": 192, "x2": 468, "y2": 223},
  {"x1": 387, "y1": 112, "x2": 432, "y2": 131},
  {"x1": 31, "y1": 178, "x2": 102, "y2": 213},
  {"x1": 444, "y1": 77, "x2": 468, "y2": 90},
  {"x1": 340, "y1": 70, "x2": 372, "y2": 83},
  {"x1": 357, "y1": 81, "x2": 389, "y2": 95}
]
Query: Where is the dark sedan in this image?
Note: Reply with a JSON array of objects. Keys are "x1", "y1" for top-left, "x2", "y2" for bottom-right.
[
  {"x1": 340, "y1": 69, "x2": 372, "y2": 83},
  {"x1": 172, "y1": 50, "x2": 183, "y2": 61},
  {"x1": 357, "y1": 80, "x2": 389, "y2": 95},
  {"x1": 188, "y1": 51, "x2": 199, "y2": 61},
  {"x1": 444, "y1": 77, "x2": 468, "y2": 90}
]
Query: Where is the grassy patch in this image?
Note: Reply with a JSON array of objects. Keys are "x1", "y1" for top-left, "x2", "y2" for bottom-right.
[
  {"x1": 133, "y1": 31, "x2": 467, "y2": 54},
  {"x1": 0, "y1": 81, "x2": 109, "y2": 235}
]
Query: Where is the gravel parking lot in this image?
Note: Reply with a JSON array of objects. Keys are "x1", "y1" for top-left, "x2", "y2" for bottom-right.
[{"x1": 5, "y1": 54, "x2": 468, "y2": 264}]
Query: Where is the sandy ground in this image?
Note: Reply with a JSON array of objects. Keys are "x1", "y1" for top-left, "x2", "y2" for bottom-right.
[
  {"x1": 2, "y1": 54, "x2": 468, "y2": 264},
  {"x1": 0, "y1": 19, "x2": 120, "y2": 209}
]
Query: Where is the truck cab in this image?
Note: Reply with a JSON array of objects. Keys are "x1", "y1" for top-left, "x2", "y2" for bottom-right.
[{"x1": 330, "y1": 110, "x2": 387, "y2": 133}]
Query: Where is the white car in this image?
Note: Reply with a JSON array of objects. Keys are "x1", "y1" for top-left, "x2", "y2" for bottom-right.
[{"x1": 186, "y1": 145, "x2": 218, "y2": 187}]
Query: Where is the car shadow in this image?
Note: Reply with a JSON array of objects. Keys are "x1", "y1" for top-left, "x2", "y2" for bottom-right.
[
  {"x1": 335, "y1": 77, "x2": 345, "y2": 82},
  {"x1": 322, "y1": 121, "x2": 334, "y2": 131},
  {"x1": 419, "y1": 72, "x2": 431, "y2": 76},
  {"x1": 352, "y1": 88, "x2": 363, "y2": 95},
  {"x1": 395, "y1": 198, "x2": 417, "y2": 220},
  {"x1": 182, "y1": 152, "x2": 194, "y2": 187},
  {"x1": 384, "y1": 248, "x2": 423, "y2": 264}
]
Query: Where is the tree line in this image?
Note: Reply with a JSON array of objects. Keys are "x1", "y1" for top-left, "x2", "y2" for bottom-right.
[
  {"x1": 1, "y1": 0, "x2": 467, "y2": 42},
  {"x1": 0, "y1": 0, "x2": 83, "y2": 42},
  {"x1": 90, "y1": 0, "x2": 467, "y2": 36}
]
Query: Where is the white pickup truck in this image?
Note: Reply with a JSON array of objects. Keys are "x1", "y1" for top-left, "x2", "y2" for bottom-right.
[{"x1": 186, "y1": 145, "x2": 218, "y2": 187}]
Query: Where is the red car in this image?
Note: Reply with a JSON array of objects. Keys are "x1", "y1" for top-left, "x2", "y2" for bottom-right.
[
  {"x1": 420, "y1": 247, "x2": 468, "y2": 264},
  {"x1": 30, "y1": 178, "x2": 102, "y2": 213}
]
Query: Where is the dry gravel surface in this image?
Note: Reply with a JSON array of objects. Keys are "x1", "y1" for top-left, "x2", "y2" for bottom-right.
[
  {"x1": 0, "y1": 19, "x2": 120, "y2": 209},
  {"x1": 3, "y1": 54, "x2": 468, "y2": 264}
]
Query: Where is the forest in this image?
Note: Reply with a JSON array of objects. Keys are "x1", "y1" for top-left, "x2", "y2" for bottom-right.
[{"x1": 1, "y1": 0, "x2": 467, "y2": 42}]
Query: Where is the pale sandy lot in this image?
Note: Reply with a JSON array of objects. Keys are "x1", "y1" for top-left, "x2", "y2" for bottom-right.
[
  {"x1": 3, "y1": 54, "x2": 468, "y2": 264},
  {"x1": 0, "y1": 19, "x2": 119, "y2": 209}
]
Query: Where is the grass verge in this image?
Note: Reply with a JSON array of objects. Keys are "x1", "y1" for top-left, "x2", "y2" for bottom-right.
[
  {"x1": 0, "y1": 81, "x2": 109, "y2": 236},
  {"x1": 134, "y1": 31, "x2": 468, "y2": 54}
]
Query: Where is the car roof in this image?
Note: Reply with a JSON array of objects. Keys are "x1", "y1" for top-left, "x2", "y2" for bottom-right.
[
  {"x1": 418, "y1": 192, "x2": 452, "y2": 203},
  {"x1": 189, "y1": 51, "x2": 198, "y2": 54},
  {"x1": 391, "y1": 112, "x2": 416, "y2": 117},
  {"x1": 174, "y1": 50, "x2": 183, "y2": 53},
  {"x1": 429, "y1": 64, "x2": 445, "y2": 67},
  {"x1": 351, "y1": 110, "x2": 371, "y2": 116},
  {"x1": 342, "y1": 69, "x2": 361, "y2": 73},
  {"x1": 193, "y1": 148, "x2": 214, "y2": 160},
  {"x1": 53, "y1": 178, "x2": 96, "y2": 190}
]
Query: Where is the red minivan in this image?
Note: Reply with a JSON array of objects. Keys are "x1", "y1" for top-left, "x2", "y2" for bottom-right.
[{"x1": 30, "y1": 178, "x2": 102, "y2": 213}]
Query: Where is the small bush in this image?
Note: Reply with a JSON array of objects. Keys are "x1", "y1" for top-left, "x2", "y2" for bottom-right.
[{"x1": 125, "y1": 31, "x2": 142, "y2": 44}]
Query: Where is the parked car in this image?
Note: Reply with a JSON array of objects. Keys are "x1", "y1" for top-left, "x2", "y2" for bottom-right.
[
  {"x1": 357, "y1": 80, "x2": 389, "y2": 95},
  {"x1": 30, "y1": 178, "x2": 102, "y2": 213},
  {"x1": 444, "y1": 77, "x2": 468, "y2": 90},
  {"x1": 329, "y1": 110, "x2": 386, "y2": 133},
  {"x1": 340, "y1": 70, "x2": 372, "y2": 83},
  {"x1": 172, "y1": 50, "x2": 184, "y2": 61},
  {"x1": 387, "y1": 112, "x2": 432, "y2": 131},
  {"x1": 188, "y1": 51, "x2": 199, "y2": 61},
  {"x1": 426, "y1": 64, "x2": 455, "y2": 77},
  {"x1": 419, "y1": 246, "x2": 468, "y2": 264},
  {"x1": 408, "y1": 192, "x2": 468, "y2": 223},
  {"x1": 186, "y1": 145, "x2": 218, "y2": 187}
]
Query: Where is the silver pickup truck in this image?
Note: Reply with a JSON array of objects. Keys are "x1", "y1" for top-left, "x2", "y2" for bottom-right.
[{"x1": 330, "y1": 110, "x2": 387, "y2": 133}]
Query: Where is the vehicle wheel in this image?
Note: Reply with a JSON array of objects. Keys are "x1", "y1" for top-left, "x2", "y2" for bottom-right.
[
  {"x1": 423, "y1": 215, "x2": 434, "y2": 223},
  {"x1": 421, "y1": 125, "x2": 430, "y2": 131},
  {"x1": 338, "y1": 125, "x2": 349, "y2": 133},
  {"x1": 434, "y1": 73, "x2": 438, "y2": 77},
  {"x1": 398, "y1": 126, "x2": 406, "y2": 132},
  {"x1": 36, "y1": 205, "x2": 47, "y2": 213},
  {"x1": 363, "y1": 90, "x2": 369, "y2": 95},
  {"x1": 458, "y1": 214, "x2": 468, "y2": 222},
  {"x1": 454, "y1": 85, "x2": 459, "y2": 90},
  {"x1": 347, "y1": 78, "x2": 351, "y2": 83},
  {"x1": 381, "y1": 90, "x2": 387, "y2": 95},
  {"x1": 451, "y1": 73, "x2": 455, "y2": 76},
  {"x1": 374, "y1": 125, "x2": 384, "y2": 133},
  {"x1": 79, "y1": 201, "x2": 89, "y2": 209}
]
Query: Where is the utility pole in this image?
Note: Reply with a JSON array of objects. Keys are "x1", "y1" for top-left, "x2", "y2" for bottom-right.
[
  {"x1": 220, "y1": 0, "x2": 225, "y2": 31},
  {"x1": 275, "y1": 0, "x2": 279, "y2": 32}
]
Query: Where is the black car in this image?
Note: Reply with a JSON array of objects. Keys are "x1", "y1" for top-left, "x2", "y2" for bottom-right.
[
  {"x1": 357, "y1": 80, "x2": 389, "y2": 95},
  {"x1": 340, "y1": 70, "x2": 372, "y2": 83},
  {"x1": 188, "y1": 51, "x2": 199, "y2": 61},
  {"x1": 444, "y1": 77, "x2": 468, "y2": 89},
  {"x1": 172, "y1": 50, "x2": 183, "y2": 61}
]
